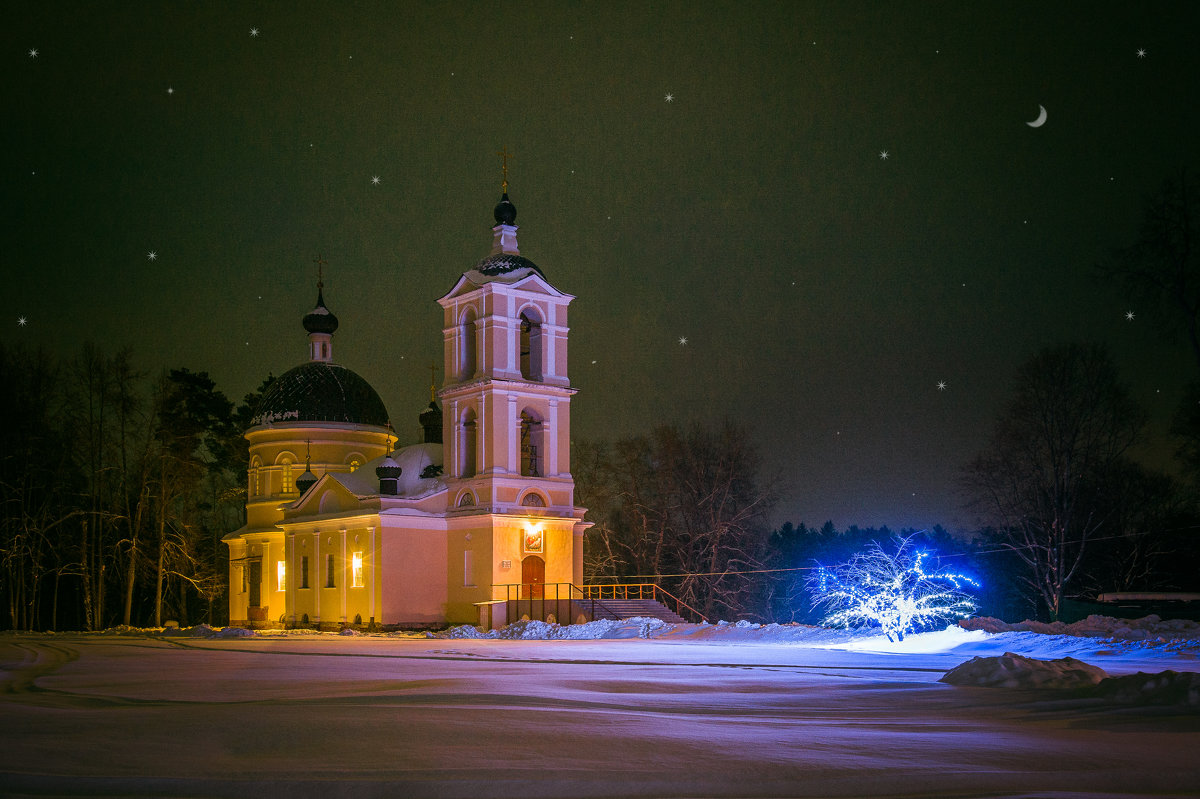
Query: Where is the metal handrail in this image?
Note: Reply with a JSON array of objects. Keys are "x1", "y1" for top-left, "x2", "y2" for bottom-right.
[
  {"x1": 490, "y1": 583, "x2": 624, "y2": 627},
  {"x1": 579, "y1": 583, "x2": 709, "y2": 624}
]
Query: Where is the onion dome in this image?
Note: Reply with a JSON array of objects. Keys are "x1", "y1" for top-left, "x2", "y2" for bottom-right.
[
  {"x1": 376, "y1": 454, "x2": 402, "y2": 496},
  {"x1": 302, "y1": 287, "x2": 339, "y2": 335},
  {"x1": 419, "y1": 401, "x2": 443, "y2": 444},
  {"x1": 250, "y1": 362, "x2": 390, "y2": 428},
  {"x1": 295, "y1": 466, "x2": 318, "y2": 495},
  {"x1": 493, "y1": 192, "x2": 517, "y2": 226}
]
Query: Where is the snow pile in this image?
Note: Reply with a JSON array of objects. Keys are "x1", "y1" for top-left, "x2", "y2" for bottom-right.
[
  {"x1": 442, "y1": 617, "x2": 672, "y2": 640},
  {"x1": 961, "y1": 614, "x2": 1200, "y2": 642},
  {"x1": 1095, "y1": 670, "x2": 1200, "y2": 707},
  {"x1": 940, "y1": 651, "x2": 1110, "y2": 689},
  {"x1": 156, "y1": 624, "x2": 255, "y2": 639}
]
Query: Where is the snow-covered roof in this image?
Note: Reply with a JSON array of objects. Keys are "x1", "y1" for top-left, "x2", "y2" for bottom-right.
[{"x1": 333, "y1": 442, "x2": 444, "y2": 500}]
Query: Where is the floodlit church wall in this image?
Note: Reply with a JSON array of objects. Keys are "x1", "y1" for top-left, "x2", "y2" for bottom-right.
[
  {"x1": 380, "y1": 520, "x2": 449, "y2": 626},
  {"x1": 445, "y1": 517, "x2": 495, "y2": 624}
]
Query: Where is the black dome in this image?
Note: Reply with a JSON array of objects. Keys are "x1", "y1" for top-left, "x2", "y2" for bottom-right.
[
  {"x1": 493, "y1": 192, "x2": 517, "y2": 225},
  {"x1": 302, "y1": 287, "x2": 339, "y2": 335},
  {"x1": 250, "y1": 362, "x2": 389, "y2": 428},
  {"x1": 474, "y1": 253, "x2": 543, "y2": 277}
]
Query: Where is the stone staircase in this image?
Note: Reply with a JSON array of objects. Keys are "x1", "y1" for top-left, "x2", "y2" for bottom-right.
[{"x1": 590, "y1": 598, "x2": 688, "y2": 624}]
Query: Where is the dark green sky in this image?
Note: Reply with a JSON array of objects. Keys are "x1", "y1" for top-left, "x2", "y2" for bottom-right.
[{"x1": 8, "y1": 1, "x2": 1197, "y2": 530}]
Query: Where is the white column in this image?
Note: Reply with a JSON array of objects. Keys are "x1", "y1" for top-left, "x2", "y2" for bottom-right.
[
  {"x1": 340, "y1": 529, "x2": 347, "y2": 623},
  {"x1": 286, "y1": 532, "x2": 295, "y2": 626},
  {"x1": 546, "y1": 398, "x2": 559, "y2": 477},
  {"x1": 368, "y1": 525, "x2": 376, "y2": 626},
  {"x1": 508, "y1": 394, "x2": 519, "y2": 474},
  {"x1": 314, "y1": 533, "x2": 321, "y2": 624}
]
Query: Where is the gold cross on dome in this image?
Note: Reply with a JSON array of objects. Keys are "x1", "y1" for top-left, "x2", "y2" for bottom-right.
[
  {"x1": 314, "y1": 254, "x2": 328, "y2": 288},
  {"x1": 498, "y1": 146, "x2": 513, "y2": 193}
]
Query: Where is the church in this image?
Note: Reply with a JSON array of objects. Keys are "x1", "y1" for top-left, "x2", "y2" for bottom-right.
[{"x1": 223, "y1": 181, "x2": 591, "y2": 629}]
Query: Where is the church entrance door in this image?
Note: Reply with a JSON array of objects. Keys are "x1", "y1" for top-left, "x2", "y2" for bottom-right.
[
  {"x1": 521, "y1": 555, "x2": 545, "y2": 599},
  {"x1": 248, "y1": 560, "x2": 261, "y2": 608}
]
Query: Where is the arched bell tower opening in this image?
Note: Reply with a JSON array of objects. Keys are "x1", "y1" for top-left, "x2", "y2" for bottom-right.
[
  {"x1": 519, "y1": 308, "x2": 543, "y2": 381},
  {"x1": 458, "y1": 308, "x2": 478, "y2": 381},
  {"x1": 519, "y1": 408, "x2": 544, "y2": 477},
  {"x1": 458, "y1": 407, "x2": 478, "y2": 478}
]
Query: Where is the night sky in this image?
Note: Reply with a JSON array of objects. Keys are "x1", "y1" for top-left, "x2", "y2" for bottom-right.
[{"x1": 9, "y1": 2, "x2": 1198, "y2": 532}]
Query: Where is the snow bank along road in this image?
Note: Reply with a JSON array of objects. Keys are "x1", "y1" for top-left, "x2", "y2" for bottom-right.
[{"x1": 1, "y1": 624, "x2": 1198, "y2": 798}]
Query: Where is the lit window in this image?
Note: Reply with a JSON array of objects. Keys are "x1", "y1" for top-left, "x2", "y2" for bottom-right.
[
  {"x1": 326, "y1": 553, "x2": 335, "y2": 587},
  {"x1": 282, "y1": 459, "x2": 294, "y2": 493},
  {"x1": 299, "y1": 555, "x2": 309, "y2": 589},
  {"x1": 351, "y1": 551, "x2": 364, "y2": 588},
  {"x1": 277, "y1": 561, "x2": 286, "y2": 592}
]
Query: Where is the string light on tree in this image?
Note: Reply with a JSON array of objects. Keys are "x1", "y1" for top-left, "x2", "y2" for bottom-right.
[{"x1": 809, "y1": 535, "x2": 978, "y2": 642}]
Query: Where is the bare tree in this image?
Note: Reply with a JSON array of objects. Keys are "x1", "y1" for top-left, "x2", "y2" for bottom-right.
[
  {"x1": 962, "y1": 343, "x2": 1145, "y2": 619},
  {"x1": 577, "y1": 421, "x2": 777, "y2": 620}
]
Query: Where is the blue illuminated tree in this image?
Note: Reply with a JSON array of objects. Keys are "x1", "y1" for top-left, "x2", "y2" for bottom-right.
[{"x1": 808, "y1": 536, "x2": 978, "y2": 641}]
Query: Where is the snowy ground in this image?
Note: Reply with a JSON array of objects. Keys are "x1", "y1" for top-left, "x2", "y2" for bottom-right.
[{"x1": 2, "y1": 617, "x2": 1199, "y2": 798}]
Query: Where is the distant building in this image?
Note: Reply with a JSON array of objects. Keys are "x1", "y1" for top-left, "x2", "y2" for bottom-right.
[{"x1": 223, "y1": 188, "x2": 589, "y2": 629}]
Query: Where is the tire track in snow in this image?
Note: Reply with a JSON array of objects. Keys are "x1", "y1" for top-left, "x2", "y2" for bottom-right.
[{"x1": 0, "y1": 641, "x2": 78, "y2": 694}]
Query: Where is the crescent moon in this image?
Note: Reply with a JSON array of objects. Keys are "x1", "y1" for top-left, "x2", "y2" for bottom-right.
[{"x1": 1027, "y1": 105, "x2": 1047, "y2": 128}]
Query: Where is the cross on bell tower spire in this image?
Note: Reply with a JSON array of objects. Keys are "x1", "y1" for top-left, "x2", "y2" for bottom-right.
[{"x1": 498, "y1": 146, "x2": 513, "y2": 194}]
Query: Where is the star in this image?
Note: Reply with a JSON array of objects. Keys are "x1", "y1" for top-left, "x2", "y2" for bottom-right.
[
  {"x1": 371, "y1": 175, "x2": 381, "y2": 185},
  {"x1": 167, "y1": 87, "x2": 174, "y2": 95},
  {"x1": 678, "y1": 336, "x2": 688, "y2": 345},
  {"x1": 936, "y1": 381, "x2": 947, "y2": 390},
  {"x1": 147, "y1": 251, "x2": 157, "y2": 261},
  {"x1": 1125, "y1": 310, "x2": 1135, "y2": 321},
  {"x1": 879, "y1": 150, "x2": 889, "y2": 160},
  {"x1": 664, "y1": 93, "x2": 674, "y2": 102},
  {"x1": 28, "y1": 48, "x2": 38, "y2": 58},
  {"x1": 250, "y1": 27, "x2": 259, "y2": 37},
  {"x1": 18, "y1": 317, "x2": 27, "y2": 326},
  {"x1": 1136, "y1": 48, "x2": 1147, "y2": 58}
]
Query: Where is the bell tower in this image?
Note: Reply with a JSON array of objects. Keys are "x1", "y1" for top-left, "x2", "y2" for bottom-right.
[{"x1": 436, "y1": 178, "x2": 577, "y2": 516}]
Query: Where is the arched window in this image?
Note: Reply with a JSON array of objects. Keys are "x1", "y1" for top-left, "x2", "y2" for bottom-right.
[
  {"x1": 249, "y1": 457, "x2": 261, "y2": 497},
  {"x1": 459, "y1": 308, "x2": 477, "y2": 380},
  {"x1": 520, "y1": 491, "x2": 546, "y2": 507},
  {"x1": 458, "y1": 492, "x2": 475, "y2": 507},
  {"x1": 519, "y1": 308, "x2": 543, "y2": 381},
  {"x1": 280, "y1": 457, "x2": 294, "y2": 494},
  {"x1": 459, "y1": 408, "x2": 478, "y2": 478},
  {"x1": 520, "y1": 409, "x2": 543, "y2": 477}
]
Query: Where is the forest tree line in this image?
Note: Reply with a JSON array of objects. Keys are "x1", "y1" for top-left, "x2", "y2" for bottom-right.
[{"x1": 0, "y1": 344, "x2": 268, "y2": 631}]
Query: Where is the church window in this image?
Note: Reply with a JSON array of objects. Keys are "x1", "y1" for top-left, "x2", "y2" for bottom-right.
[
  {"x1": 351, "y1": 551, "x2": 364, "y2": 588},
  {"x1": 457, "y1": 492, "x2": 475, "y2": 508},
  {"x1": 519, "y1": 309, "x2": 543, "y2": 381},
  {"x1": 277, "y1": 561, "x2": 286, "y2": 592},
  {"x1": 281, "y1": 458, "x2": 294, "y2": 494},
  {"x1": 521, "y1": 492, "x2": 546, "y2": 507},
  {"x1": 459, "y1": 308, "x2": 477, "y2": 380},
  {"x1": 520, "y1": 410, "x2": 543, "y2": 477},
  {"x1": 299, "y1": 555, "x2": 309, "y2": 589},
  {"x1": 325, "y1": 554, "x2": 335, "y2": 588},
  {"x1": 249, "y1": 458, "x2": 261, "y2": 497},
  {"x1": 459, "y1": 410, "x2": 477, "y2": 478},
  {"x1": 463, "y1": 550, "x2": 474, "y2": 587}
]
